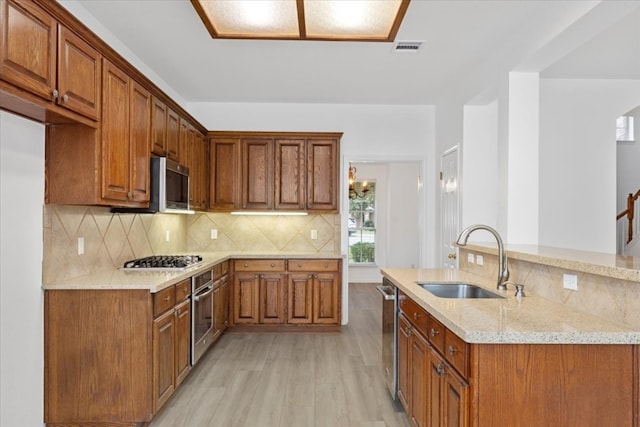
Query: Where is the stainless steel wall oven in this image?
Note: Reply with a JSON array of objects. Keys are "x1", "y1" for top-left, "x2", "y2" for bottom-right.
[{"x1": 191, "y1": 268, "x2": 214, "y2": 365}]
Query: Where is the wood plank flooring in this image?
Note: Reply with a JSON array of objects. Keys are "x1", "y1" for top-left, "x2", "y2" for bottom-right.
[{"x1": 149, "y1": 283, "x2": 409, "y2": 427}]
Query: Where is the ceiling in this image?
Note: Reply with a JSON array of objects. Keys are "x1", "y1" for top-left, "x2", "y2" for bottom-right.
[{"x1": 68, "y1": 0, "x2": 640, "y2": 105}]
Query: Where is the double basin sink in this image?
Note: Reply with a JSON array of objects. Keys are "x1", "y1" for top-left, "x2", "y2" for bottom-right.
[{"x1": 418, "y1": 282, "x2": 504, "y2": 299}]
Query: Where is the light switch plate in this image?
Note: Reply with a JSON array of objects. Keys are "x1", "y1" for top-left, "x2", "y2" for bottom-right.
[
  {"x1": 210, "y1": 229, "x2": 218, "y2": 239},
  {"x1": 311, "y1": 229, "x2": 318, "y2": 240},
  {"x1": 563, "y1": 273, "x2": 578, "y2": 290},
  {"x1": 77, "y1": 237, "x2": 84, "y2": 255},
  {"x1": 165, "y1": 230, "x2": 170, "y2": 242},
  {"x1": 476, "y1": 255, "x2": 484, "y2": 266},
  {"x1": 467, "y1": 253, "x2": 475, "y2": 263}
]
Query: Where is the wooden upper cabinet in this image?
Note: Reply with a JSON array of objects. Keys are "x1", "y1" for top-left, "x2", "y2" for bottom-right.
[
  {"x1": 275, "y1": 138, "x2": 306, "y2": 210},
  {"x1": 166, "y1": 108, "x2": 180, "y2": 162},
  {"x1": 307, "y1": 138, "x2": 339, "y2": 211},
  {"x1": 151, "y1": 96, "x2": 168, "y2": 156},
  {"x1": 0, "y1": 0, "x2": 101, "y2": 120},
  {"x1": 210, "y1": 137, "x2": 240, "y2": 211},
  {"x1": 56, "y1": 25, "x2": 101, "y2": 120},
  {"x1": 180, "y1": 121, "x2": 208, "y2": 210},
  {"x1": 241, "y1": 138, "x2": 274, "y2": 210},
  {"x1": 101, "y1": 59, "x2": 150, "y2": 205}
]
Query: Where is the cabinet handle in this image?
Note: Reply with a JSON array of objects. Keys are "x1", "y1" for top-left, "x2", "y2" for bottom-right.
[
  {"x1": 413, "y1": 312, "x2": 421, "y2": 320},
  {"x1": 448, "y1": 345, "x2": 457, "y2": 355},
  {"x1": 436, "y1": 363, "x2": 446, "y2": 377},
  {"x1": 308, "y1": 274, "x2": 313, "y2": 279},
  {"x1": 244, "y1": 263, "x2": 249, "y2": 268},
  {"x1": 164, "y1": 296, "x2": 170, "y2": 302},
  {"x1": 52, "y1": 89, "x2": 59, "y2": 99},
  {"x1": 270, "y1": 263, "x2": 275, "y2": 268},
  {"x1": 298, "y1": 263, "x2": 302, "y2": 268},
  {"x1": 62, "y1": 94, "x2": 69, "y2": 103},
  {"x1": 430, "y1": 328, "x2": 439, "y2": 337}
]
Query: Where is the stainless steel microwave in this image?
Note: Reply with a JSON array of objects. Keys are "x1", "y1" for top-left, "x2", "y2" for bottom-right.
[{"x1": 150, "y1": 157, "x2": 192, "y2": 214}]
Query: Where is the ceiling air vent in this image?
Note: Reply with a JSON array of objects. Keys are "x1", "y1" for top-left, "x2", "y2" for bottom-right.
[{"x1": 392, "y1": 41, "x2": 423, "y2": 54}]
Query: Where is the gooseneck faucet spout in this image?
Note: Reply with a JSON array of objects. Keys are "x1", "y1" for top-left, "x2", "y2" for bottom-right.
[{"x1": 455, "y1": 224, "x2": 510, "y2": 291}]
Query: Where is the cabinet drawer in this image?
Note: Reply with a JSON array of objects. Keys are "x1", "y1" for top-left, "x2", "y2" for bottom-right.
[
  {"x1": 220, "y1": 260, "x2": 229, "y2": 276},
  {"x1": 398, "y1": 292, "x2": 428, "y2": 337},
  {"x1": 175, "y1": 278, "x2": 191, "y2": 302},
  {"x1": 445, "y1": 328, "x2": 469, "y2": 378},
  {"x1": 153, "y1": 286, "x2": 175, "y2": 317},
  {"x1": 288, "y1": 259, "x2": 340, "y2": 272},
  {"x1": 234, "y1": 259, "x2": 285, "y2": 272},
  {"x1": 427, "y1": 315, "x2": 446, "y2": 354}
]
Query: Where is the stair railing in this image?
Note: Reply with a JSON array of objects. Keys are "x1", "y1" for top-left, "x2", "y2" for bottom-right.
[{"x1": 617, "y1": 189, "x2": 640, "y2": 245}]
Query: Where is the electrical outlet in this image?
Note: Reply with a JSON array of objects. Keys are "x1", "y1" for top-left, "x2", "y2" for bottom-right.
[
  {"x1": 210, "y1": 229, "x2": 218, "y2": 239},
  {"x1": 165, "y1": 230, "x2": 170, "y2": 242},
  {"x1": 467, "y1": 253, "x2": 475, "y2": 263},
  {"x1": 311, "y1": 229, "x2": 318, "y2": 240},
  {"x1": 77, "y1": 237, "x2": 84, "y2": 255},
  {"x1": 563, "y1": 273, "x2": 578, "y2": 290},
  {"x1": 476, "y1": 255, "x2": 484, "y2": 266}
]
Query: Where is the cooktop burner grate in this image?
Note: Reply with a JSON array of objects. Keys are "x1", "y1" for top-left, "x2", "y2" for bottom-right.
[{"x1": 121, "y1": 255, "x2": 203, "y2": 270}]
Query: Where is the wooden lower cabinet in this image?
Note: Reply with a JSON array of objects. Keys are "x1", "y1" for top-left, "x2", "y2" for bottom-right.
[
  {"x1": 153, "y1": 308, "x2": 176, "y2": 412},
  {"x1": 396, "y1": 290, "x2": 637, "y2": 427},
  {"x1": 232, "y1": 258, "x2": 342, "y2": 327},
  {"x1": 213, "y1": 272, "x2": 230, "y2": 339},
  {"x1": 174, "y1": 298, "x2": 191, "y2": 387}
]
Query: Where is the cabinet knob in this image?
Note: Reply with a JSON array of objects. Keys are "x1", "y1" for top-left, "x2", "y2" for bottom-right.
[
  {"x1": 62, "y1": 94, "x2": 69, "y2": 103},
  {"x1": 430, "y1": 328, "x2": 439, "y2": 337},
  {"x1": 52, "y1": 89, "x2": 59, "y2": 99},
  {"x1": 324, "y1": 263, "x2": 328, "y2": 268},
  {"x1": 448, "y1": 345, "x2": 457, "y2": 355},
  {"x1": 270, "y1": 263, "x2": 275, "y2": 268},
  {"x1": 164, "y1": 296, "x2": 170, "y2": 302},
  {"x1": 413, "y1": 312, "x2": 421, "y2": 320},
  {"x1": 436, "y1": 363, "x2": 446, "y2": 377},
  {"x1": 244, "y1": 263, "x2": 249, "y2": 268}
]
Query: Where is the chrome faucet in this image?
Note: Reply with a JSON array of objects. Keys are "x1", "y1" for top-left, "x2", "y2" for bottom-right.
[{"x1": 455, "y1": 224, "x2": 510, "y2": 291}]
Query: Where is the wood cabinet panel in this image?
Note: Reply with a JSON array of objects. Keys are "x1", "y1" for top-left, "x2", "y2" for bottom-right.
[
  {"x1": 235, "y1": 259, "x2": 286, "y2": 272},
  {"x1": 153, "y1": 285, "x2": 176, "y2": 317},
  {"x1": 1, "y1": 0, "x2": 56, "y2": 101},
  {"x1": 151, "y1": 96, "x2": 167, "y2": 156},
  {"x1": 214, "y1": 274, "x2": 230, "y2": 339},
  {"x1": 288, "y1": 259, "x2": 340, "y2": 272},
  {"x1": 287, "y1": 273, "x2": 313, "y2": 324},
  {"x1": 153, "y1": 308, "x2": 175, "y2": 413},
  {"x1": 129, "y1": 80, "x2": 151, "y2": 202},
  {"x1": 233, "y1": 272, "x2": 260, "y2": 324},
  {"x1": 409, "y1": 328, "x2": 428, "y2": 427},
  {"x1": 57, "y1": 25, "x2": 101, "y2": 120},
  {"x1": 259, "y1": 273, "x2": 286, "y2": 323},
  {"x1": 174, "y1": 299, "x2": 191, "y2": 387},
  {"x1": 397, "y1": 313, "x2": 411, "y2": 411},
  {"x1": 275, "y1": 138, "x2": 305, "y2": 210},
  {"x1": 210, "y1": 137, "x2": 240, "y2": 210},
  {"x1": 313, "y1": 272, "x2": 340, "y2": 324},
  {"x1": 166, "y1": 107, "x2": 180, "y2": 161},
  {"x1": 306, "y1": 138, "x2": 338, "y2": 211},
  {"x1": 44, "y1": 290, "x2": 153, "y2": 423},
  {"x1": 241, "y1": 138, "x2": 274, "y2": 210}
]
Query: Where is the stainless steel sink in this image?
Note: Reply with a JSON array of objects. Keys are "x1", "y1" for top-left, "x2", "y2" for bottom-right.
[{"x1": 418, "y1": 282, "x2": 505, "y2": 299}]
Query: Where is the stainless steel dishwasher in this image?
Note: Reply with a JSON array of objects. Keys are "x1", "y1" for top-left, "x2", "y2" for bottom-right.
[{"x1": 377, "y1": 278, "x2": 398, "y2": 399}]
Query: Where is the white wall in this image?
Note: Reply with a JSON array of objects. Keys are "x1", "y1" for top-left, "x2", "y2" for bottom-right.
[
  {"x1": 462, "y1": 101, "x2": 498, "y2": 231},
  {"x1": 539, "y1": 78, "x2": 640, "y2": 252},
  {"x1": 0, "y1": 111, "x2": 45, "y2": 426}
]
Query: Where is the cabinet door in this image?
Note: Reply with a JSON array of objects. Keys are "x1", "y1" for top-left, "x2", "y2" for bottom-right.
[
  {"x1": 174, "y1": 299, "x2": 191, "y2": 387},
  {"x1": 166, "y1": 108, "x2": 180, "y2": 161},
  {"x1": 259, "y1": 273, "x2": 286, "y2": 324},
  {"x1": 57, "y1": 25, "x2": 101, "y2": 120},
  {"x1": 306, "y1": 138, "x2": 338, "y2": 211},
  {"x1": 151, "y1": 96, "x2": 167, "y2": 156},
  {"x1": 312, "y1": 272, "x2": 340, "y2": 324},
  {"x1": 275, "y1": 138, "x2": 305, "y2": 210},
  {"x1": 397, "y1": 314, "x2": 412, "y2": 412},
  {"x1": 210, "y1": 137, "x2": 240, "y2": 210},
  {"x1": 0, "y1": 0, "x2": 56, "y2": 100},
  {"x1": 427, "y1": 347, "x2": 443, "y2": 427},
  {"x1": 101, "y1": 59, "x2": 130, "y2": 202},
  {"x1": 442, "y1": 368, "x2": 468, "y2": 427},
  {"x1": 220, "y1": 277, "x2": 230, "y2": 329},
  {"x1": 129, "y1": 80, "x2": 151, "y2": 203},
  {"x1": 233, "y1": 272, "x2": 259, "y2": 324},
  {"x1": 241, "y1": 138, "x2": 274, "y2": 210},
  {"x1": 410, "y1": 331, "x2": 428, "y2": 427},
  {"x1": 153, "y1": 309, "x2": 175, "y2": 413},
  {"x1": 180, "y1": 121, "x2": 195, "y2": 206},
  {"x1": 287, "y1": 273, "x2": 313, "y2": 324}
]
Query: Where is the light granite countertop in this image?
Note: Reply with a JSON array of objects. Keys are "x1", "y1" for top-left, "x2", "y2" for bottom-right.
[
  {"x1": 42, "y1": 252, "x2": 344, "y2": 293},
  {"x1": 381, "y1": 268, "x2": 640, "y2": 345}
]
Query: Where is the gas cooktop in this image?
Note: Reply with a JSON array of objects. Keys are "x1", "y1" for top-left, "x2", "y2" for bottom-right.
[{"x1": 121, "y1": 255, "x2": 203, "y2": 271}]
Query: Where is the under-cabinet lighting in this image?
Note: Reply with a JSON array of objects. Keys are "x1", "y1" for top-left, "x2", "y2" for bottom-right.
[{"x1": 230, "y1": 211, "x2": 308, "y2": 216}]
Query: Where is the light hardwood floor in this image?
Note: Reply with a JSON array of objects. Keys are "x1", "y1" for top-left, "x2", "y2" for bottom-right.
[{"x1": 149, "y1": 283, "x2": 410, "y2": 427}]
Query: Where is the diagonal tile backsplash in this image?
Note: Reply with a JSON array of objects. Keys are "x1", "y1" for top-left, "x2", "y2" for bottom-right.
[{"x1": 43, "y1": 205, "x2": 340, "y2": 283}]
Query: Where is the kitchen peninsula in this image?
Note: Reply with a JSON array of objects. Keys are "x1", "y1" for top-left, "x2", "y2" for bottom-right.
[{"x1": 382, "y1": 245, "x2": 640, "y2": 426}]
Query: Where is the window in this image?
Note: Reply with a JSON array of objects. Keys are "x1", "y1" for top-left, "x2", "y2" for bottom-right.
[
  {"x1": 616, "y1": 116, "x2": 635, "y2": 142},
  {"x1": 348, "y1": 181, "x2": 376, "y2": 264}
]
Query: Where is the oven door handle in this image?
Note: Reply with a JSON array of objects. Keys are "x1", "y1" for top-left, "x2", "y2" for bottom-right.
[
  {"x1": 193, "y1": 284, "x2": 214, "y2": 301},
  {"x1": 376, "y1": 285, "x2": 396, "y2": 300}
]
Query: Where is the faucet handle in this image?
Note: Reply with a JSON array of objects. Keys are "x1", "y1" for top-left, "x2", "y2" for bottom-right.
[{"x1": 503, "y1": 281, "x2": 525, "y2": 298}]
